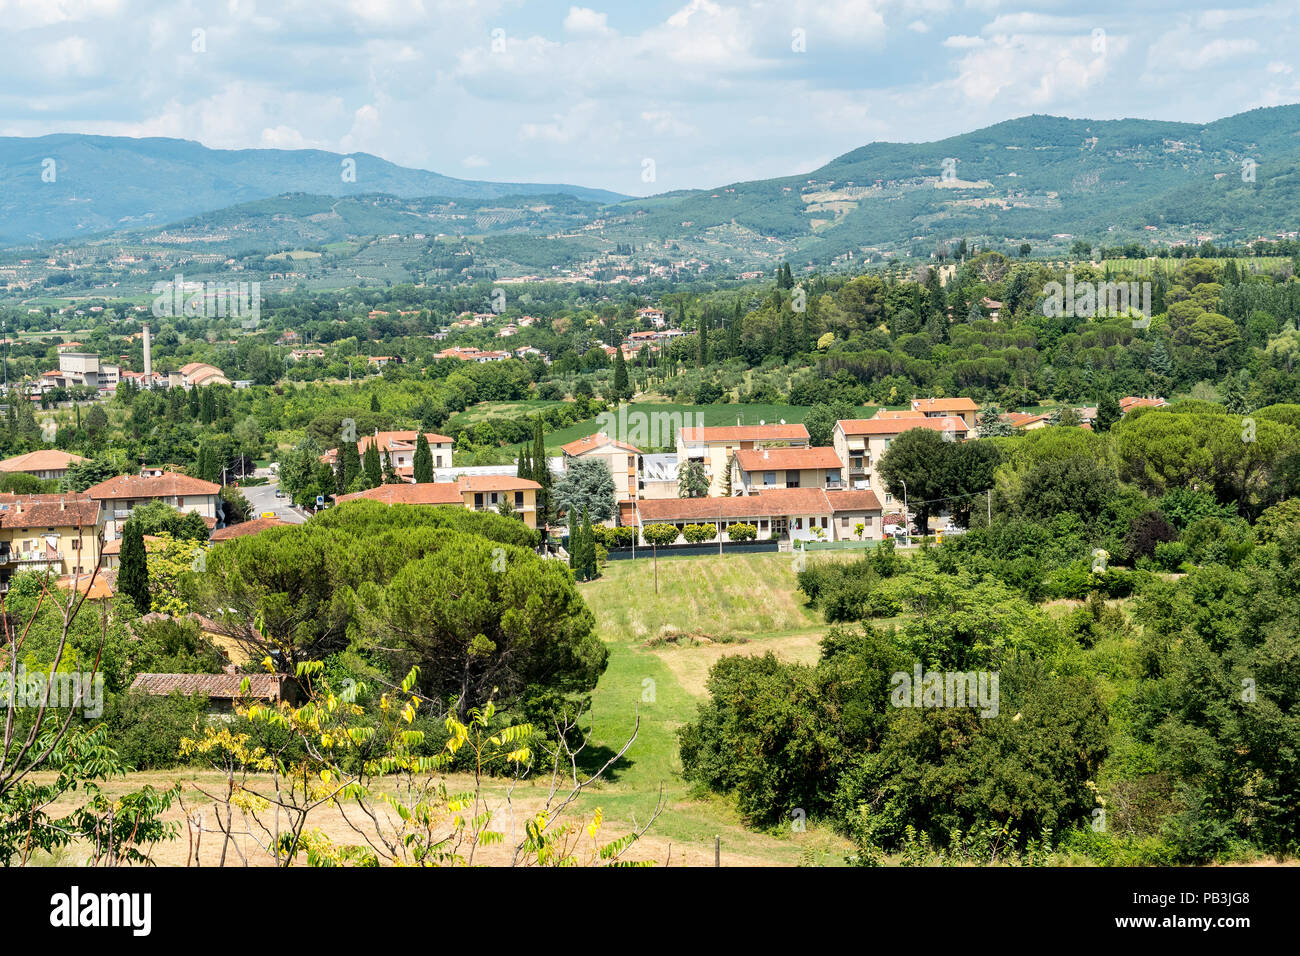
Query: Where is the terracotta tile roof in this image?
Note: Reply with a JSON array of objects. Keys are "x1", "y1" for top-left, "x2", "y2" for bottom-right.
[
  {"x1": 911, "y1": 397, "x2": 979, "y2": 413},
  {"x1": 1120, "y1": 396, "x2": 1168, "y2": 412},
  {"x1": 870, "y1": 409, "x2": 927, "y2": 420},
  {"x1": 734, "y1": 446, "x2": 843, "y2": 472},
  {"x1": 837, "y1": 416, "x2": 969, "y2": 437},
  {"x1": 85, "y1": 472, "x2": 220, "y2": 500},
  {"x1": 637, "y1": 487, "x2": 871, "y2": 523},
  {"x1": 336, "y1": 483, "x2": 464, "y2": 505},
  {"x1": 824, "y1": 489, "x2": 883, "y2": 512},
  {"x1": 561, "y1": 433, "x2": 643, "y2": 456},
  {"x1": 457, "y1": 475, "x2": 541, "y2": 493},
  {"x1": 0, "y1": 449, "x2": 88, "y2": 472},
  {"x1": 59, "y1": 568, "x2": 114, "y2": 600},
  {"x1": 0, "y1": 493, "x2": 99, "y2": 528},
  {"x1": 129, "y1": 672, "x2": 295, "y2": 701},
  {"x1": 210, "y1": 517, "x2": 287, "y2": 541},
  {"x1": 679, "y1": 424, "x2": 809, "y2": 443}
]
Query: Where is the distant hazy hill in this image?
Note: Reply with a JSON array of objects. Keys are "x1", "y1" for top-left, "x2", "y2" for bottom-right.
[
  {"x1": 607, "y1": 104, "x2": 1300, "y2": 260},
  {"x1": 8, "y1": 105, "x2": 1300, "y2": 260},
  {"x1": 0, "y1": 134, "x2": 626, "y2": 243}
]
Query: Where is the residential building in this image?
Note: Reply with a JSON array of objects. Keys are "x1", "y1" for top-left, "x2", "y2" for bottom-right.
[
  {"x1": 0, "y1": 493, "x2": 102, "y2": 591},
  {"x1": 337, "y1": 475, "x2": 542, "y2": 529},
  {"x1": 833, "y1": 416, "x2": 970, "y2": 506},
  {"x1": 561, "y1": 433, "x2": 642, "y2": 521},
  {"x1": 323, "y1": 429, "x2": 455, "y2": 479},
  {"x1": 1120, "y1": 396, "x2": 1169, "y2": 413},
  {"x1": 910, "y1": 397, "x2": 980, "y2": 429},
  {"x1": 730, "y1": 446, "x2": 843, "y2": 494},
  {"x1": 676, "y1": 424, "x2": 810, "y2": 497},
  {"x1": 0, "y1": 449, "x2": 87, "y2": 481},
  {"x1": 85, "y1": 472, "x2": 222, "y2": 541},
  {"x1": 638, "y1": 454, "x2": 679, "y2": 500},
  {"x1": 635, "y1": 487, "x2": 882, "y2": 545}
]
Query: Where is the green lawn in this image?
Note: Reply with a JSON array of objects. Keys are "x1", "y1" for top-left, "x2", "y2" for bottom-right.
[
  {"x1": 569, "y1": 551, "x2": 855, "y2": 865},
  {"x1": 544, "y1": 402, "x2": 878, "y2": 453}
]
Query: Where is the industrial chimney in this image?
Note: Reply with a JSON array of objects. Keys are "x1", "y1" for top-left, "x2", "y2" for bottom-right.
[{"x1": 143, "y1": 323, "x2": 152, "y2": 381}]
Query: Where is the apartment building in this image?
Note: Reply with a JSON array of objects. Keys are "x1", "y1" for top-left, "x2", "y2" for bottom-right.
[
  {"x1": 337, "y1": 475, "x2": 542, "y2": 529},
  {"x1": 636, "y1": 487, "x2": 882, "y2": 545},
  {"x1": 730, "y1": 446, "x2": 844, "y2": 494},
  {"x1": 833, "y1": 415, "x2": 970, "y2": 506},
  {"x1": 0, "y1": 494, "x2": 102, "y2": 592},
  {"x1": 676, "y1": 423, "x2": 810, "y2": 497},
  {"x1": 911, "y1": 397, "x2": 979, "y2": 430},
  {"x1": 561, "y1": 433, "x2": 642, "y2": 518},
  {"x1": 323, "y1": 430, "x2": 455, "y2": 478},
  {"x1": 85, "y1": 471, "x2": 222, "y2": 541}
]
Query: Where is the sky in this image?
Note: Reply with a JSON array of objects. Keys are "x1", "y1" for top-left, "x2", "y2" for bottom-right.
[{"x1": 1, "y1": 0, "x2": 1298, "y2": 196}]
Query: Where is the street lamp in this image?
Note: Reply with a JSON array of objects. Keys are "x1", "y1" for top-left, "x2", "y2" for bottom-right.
[{"x1": 899, "y1": 477, "x2": 910, "y2": 548}]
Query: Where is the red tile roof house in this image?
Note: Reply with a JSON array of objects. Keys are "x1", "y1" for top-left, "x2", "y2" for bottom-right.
[
  {"x1": 731, "y1": 446, "x2": 844, "y2": 494},
  {"x1": 832, "y1": 416, "x2": 970, "y2": 506},
  {"x1": 322, "y1": 430, "x2": 455, "y2": 476},
  {"x1": 676, "y1": 423, "x2": 811, "y2": 497},
  {"x1": 85, "y1": 472, "x2": 221, "y2": 542},
  {"x1": 910, "y1": 397, "x2": 980, "y2": 429},
  {"x1": 636, "y1": 487, "x2": 883, "y2": 546},
  {"x1": 129, "y1": 672, "x2": 301, "y2": 715}
]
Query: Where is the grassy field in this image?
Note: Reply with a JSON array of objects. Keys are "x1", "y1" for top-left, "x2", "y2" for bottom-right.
[
  {"x1": 564, "y1": 551, "x2": 858, "y2": 865},
  {"x1": 544, "y1": 402, "x2": 879, "y2": 453}
]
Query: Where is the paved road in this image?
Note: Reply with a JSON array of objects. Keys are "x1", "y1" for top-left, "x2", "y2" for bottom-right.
[{"x1": 237, "y1": 479, "x2": 308, "y2": 524}]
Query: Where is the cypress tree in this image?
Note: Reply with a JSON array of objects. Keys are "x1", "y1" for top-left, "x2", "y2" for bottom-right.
[
  {"x1": 381, "y1": 448, "x2": 396, "y2": 484},
  {"x1": 613, "y1": 348, "x2": 630, "y2": 400},
  {"x1": 342, "y1": 441, "x2": 362, "y2": 489},
  {"x1": 362, "y1": 440, "x2": 382, "y2": 488},
  {"x1": 531, "y1": 417, "x2": 550, "y2": 523},
  {"x1": 413, "y1": 433, "x2": 433, "y2": 483},
  {"x1": 118, "y1": 521, "x2": 150, "y2": 614}
]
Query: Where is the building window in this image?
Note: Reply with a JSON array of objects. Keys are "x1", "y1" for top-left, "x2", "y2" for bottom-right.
[
  {"x1": 763, "y1": 471, "x2": 775, "y2": 486},
  {"x1": 786, "y1": 473, "x2": 799, "y2": 488},
  {"x1": 474, "y1": 493, "x2": 484, "y2": 508},
  {"x1": 514, "y1": 491, "x2": 523, "y2": 508}
]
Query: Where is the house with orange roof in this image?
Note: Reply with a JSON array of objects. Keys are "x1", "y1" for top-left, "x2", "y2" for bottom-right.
[
  {"x1": 323, "y1": 429, "x2": 454, "y2": 476},
  {"x1": 0, "y1": 493, "x2": 102, "y2": 591},
  {"x1": 0, "y1": 449, "x2": 87, "y2": 480},
  {"x1": 561, "y1": 433, "x2": 642, "y2": 513},
  {"x1": 676, "y1": 423, "x2": 810, "y2": 497},
  {"x1": 337, "y1": 475, "x2": 542, "y2": 528},
  {"x1": 730, "y1": 446, "x2": 844, "y2": 494},
  {"x1": 910, "y1": 397, "x2": 979, "y2": 429},
  {"x1": 635, "y1": 487, "x2": 882, "y2": 545},
  {"x1": 832, "y1": 416, "x2": 970, "y2": 505},
  {"x1": 84, "y1": 472, "x2": 221, "y2": 541},
  {"x1": 1120, "y1": 396, "x2": 1168, "y2": 413}
]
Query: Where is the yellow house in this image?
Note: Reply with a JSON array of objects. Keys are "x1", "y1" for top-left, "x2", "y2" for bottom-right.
[
  {"x1": 336, "y1": 475, "x2": 542, "y2": 529},
  {"x1": 730, "y1": 446, "x2": 844, "y2": 494},
  {"x1": 676, "y1": 424, "x2": 810, "y2": 497},
  {"x1": 0, "y1": 494, "x2": 102, "y2": 593},
  {"x1": 561, "y1": 432, "x2": 642, "y2": 524},
  {"x1": 833, "y1": 416, "x2": 970, "y2": 506}
]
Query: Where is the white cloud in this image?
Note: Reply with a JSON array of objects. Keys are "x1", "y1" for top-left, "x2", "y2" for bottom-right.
[{"x1": 563, "y1": 6, "x2": 612, "y2": 35}]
